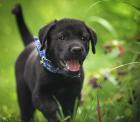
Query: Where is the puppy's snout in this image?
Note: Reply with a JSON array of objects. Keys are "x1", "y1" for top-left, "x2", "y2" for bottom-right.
[{"x1": 70, "y1": 46, "x2": 83, "y2": 54}]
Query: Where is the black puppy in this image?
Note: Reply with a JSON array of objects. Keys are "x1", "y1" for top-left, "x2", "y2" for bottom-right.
[{"x1": 12, "y1": 4, "x2": 97, "y2": 122}]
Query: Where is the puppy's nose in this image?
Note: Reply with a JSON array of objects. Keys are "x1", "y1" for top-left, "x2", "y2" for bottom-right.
[{"x1": 71, "y1": 46, "x2": 83, "y2": 54}]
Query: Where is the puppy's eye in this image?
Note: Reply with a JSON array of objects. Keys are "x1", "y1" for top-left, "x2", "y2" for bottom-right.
[
  {"x1": 82, "y1": 36, "x2": 88, "y2": 41},
  {"x1": 58, "y1": 34, "x2": 64, "y2": 40}
]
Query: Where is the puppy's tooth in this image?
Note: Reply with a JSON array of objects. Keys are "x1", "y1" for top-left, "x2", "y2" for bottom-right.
[{"x1": 66, "y1": 64, "x2": 69, "y2": 69}]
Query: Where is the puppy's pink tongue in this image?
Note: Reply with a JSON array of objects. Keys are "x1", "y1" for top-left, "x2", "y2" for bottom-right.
[{"x1": 66, "y1": 59, "x2": 80, "y2": 72}]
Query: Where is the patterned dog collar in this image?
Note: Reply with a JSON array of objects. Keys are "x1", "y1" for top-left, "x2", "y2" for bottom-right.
[{"x1": 34, "y1": 36, "x2": 80, "y2": 78}]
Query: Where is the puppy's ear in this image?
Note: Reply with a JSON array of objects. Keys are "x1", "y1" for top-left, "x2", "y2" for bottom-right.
[
  {"x1": 39, "y1": 20, "x2": 57, "y2": 50},
  {"x1": 87, "y1": 27, "x2": 97, "y2": 54}
]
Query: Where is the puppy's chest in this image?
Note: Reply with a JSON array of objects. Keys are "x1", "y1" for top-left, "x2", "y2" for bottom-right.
[{"x1": 39, "y1": 79, "x2": 81, "y2": 96}]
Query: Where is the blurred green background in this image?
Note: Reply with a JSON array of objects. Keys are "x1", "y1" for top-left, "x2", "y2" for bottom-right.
[{"x1": 0, "y1": 0, "x2": 140, "y2": 122}]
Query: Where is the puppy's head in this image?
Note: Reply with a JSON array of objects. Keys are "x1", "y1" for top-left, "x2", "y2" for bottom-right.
[{"x1": 39, "y1": 18, "x2": 97, "y2": 74}]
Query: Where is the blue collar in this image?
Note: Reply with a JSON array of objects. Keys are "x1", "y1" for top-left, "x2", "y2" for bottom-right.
[{"x1": 34, "y1": 37, "x2": 80, "y2": 78}]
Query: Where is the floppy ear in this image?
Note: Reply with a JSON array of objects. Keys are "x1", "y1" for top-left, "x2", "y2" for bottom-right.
[
  {"x1": 39, "y1": 20, "x2": 57, "y2": 50},
  {"x1": 87, "y1": 27, "x2": 97, "y2": 54}
]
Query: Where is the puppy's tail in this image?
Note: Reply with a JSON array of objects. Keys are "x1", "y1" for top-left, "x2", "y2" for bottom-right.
[{"x1": 12, "y1": 4, "x2": 33, "y2": 46}]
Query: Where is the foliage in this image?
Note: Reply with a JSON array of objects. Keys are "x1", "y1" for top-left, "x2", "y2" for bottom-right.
[{"x1": 0, "y1": 0, "x2": 140, "y2": 121}]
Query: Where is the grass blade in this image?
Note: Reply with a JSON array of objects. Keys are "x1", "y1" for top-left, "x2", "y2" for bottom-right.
[
  {"x1": 84, "y1": 0, "x2": 110, "y2": 16},
  {"x1": 122, "y1": 2, "x2": 140, "y2": 11},
  {"x1": 97, "y1": 95, "x2": 102, "y2": 122},
  {"x1": 88, "y1": 16, "x2": 117, "y2": 37},
  {"x1": 71, "y1": 98, "x2": 79, "y2": 122}
]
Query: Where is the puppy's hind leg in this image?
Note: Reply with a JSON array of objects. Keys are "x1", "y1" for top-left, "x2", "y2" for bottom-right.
[{"x1": 16, "y1": 77, "x2": 35, "y2": 122}]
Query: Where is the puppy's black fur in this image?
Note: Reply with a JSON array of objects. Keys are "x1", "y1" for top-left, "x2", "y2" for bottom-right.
[{"x1": 12, "y1": 4, "x2": 97, "y2": 122}]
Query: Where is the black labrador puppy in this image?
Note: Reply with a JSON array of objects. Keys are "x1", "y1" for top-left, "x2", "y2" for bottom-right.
[{"x1": 12, "y1": 4, "x2": 97, "y2": 122}]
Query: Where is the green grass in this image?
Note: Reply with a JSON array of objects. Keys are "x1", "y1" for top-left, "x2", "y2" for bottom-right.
[{"x1": 0, "y1": 0, "x2": 140, "y2": 122}]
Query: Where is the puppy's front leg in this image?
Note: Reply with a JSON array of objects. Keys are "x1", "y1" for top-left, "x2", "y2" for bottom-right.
[{"x1": 32, "y1": 91, "x2": 59, "y2": 122}]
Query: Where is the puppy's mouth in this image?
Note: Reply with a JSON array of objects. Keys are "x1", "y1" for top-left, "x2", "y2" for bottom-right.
[{"x1": 60, "y1": 59, "x2": 80, "y2": 72}]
